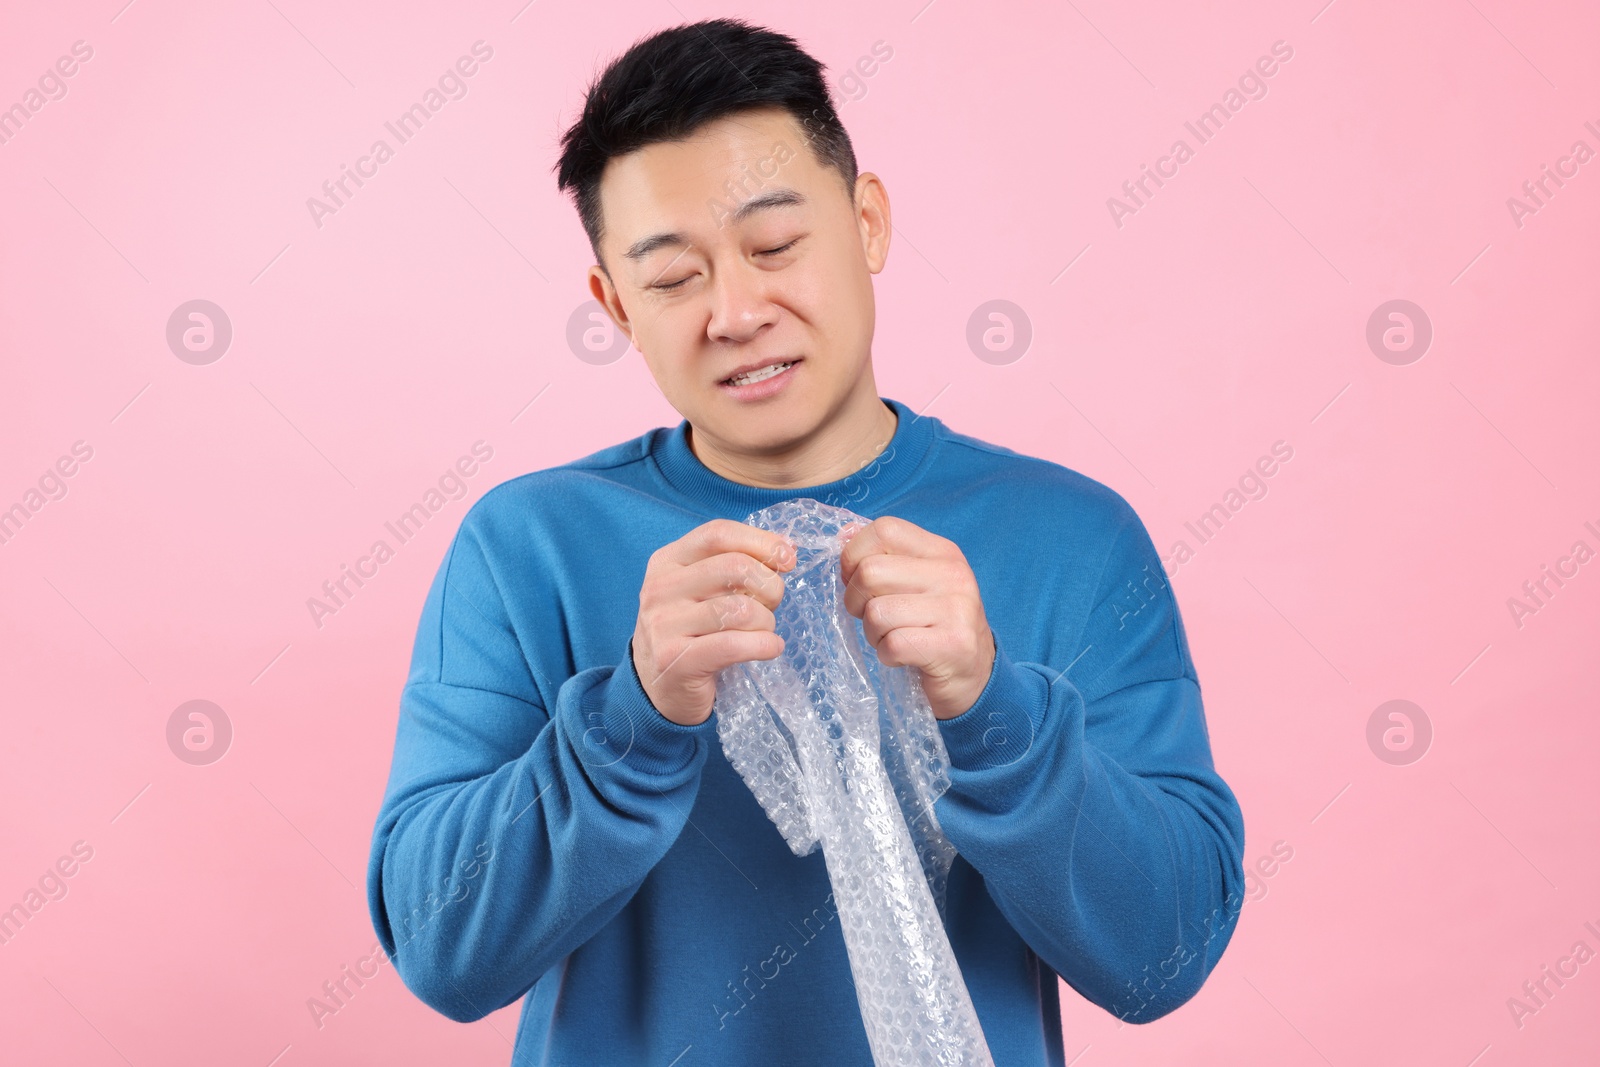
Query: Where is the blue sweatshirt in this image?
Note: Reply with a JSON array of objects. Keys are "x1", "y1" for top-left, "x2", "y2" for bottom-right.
[{"x1": 366, "y1": 395, "x2": 1247, "y2": 1066}]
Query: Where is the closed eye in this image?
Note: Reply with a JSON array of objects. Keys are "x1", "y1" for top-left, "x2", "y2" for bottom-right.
[{"x1": 651, "y1": 238, "x2": 803, "y2": 291}]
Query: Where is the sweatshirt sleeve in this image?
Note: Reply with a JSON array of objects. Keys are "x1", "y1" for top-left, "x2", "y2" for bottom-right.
[
  {"x1": 932, "y1": 506, "x2": 1247, "y2": 1023},
  {"x1": 365, "y1": 516, "x2": 719, "y2": 1023}
]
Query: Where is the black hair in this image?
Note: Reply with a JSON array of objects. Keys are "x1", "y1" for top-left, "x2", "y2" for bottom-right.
[{"x1": 554, "y1": 17, "x2": 858, "y2": 271}]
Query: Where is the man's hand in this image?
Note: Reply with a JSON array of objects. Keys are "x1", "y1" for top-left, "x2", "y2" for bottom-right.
[
  {"x1": 632, "y1": 519, "x2": 797, "y2": 727},
  {"x1": 837, "y1": 516, "x2": 997, "y2": 721}
]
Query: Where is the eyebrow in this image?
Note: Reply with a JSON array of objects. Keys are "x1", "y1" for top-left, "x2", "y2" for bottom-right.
[{"x1": 621, "y1": 188, "x2": 808, "y2": 261}]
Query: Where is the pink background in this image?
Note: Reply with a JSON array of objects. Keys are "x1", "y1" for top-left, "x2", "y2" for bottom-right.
[{"x1": 3, "y1": 1, "x2": 1597, "y2": 1064}]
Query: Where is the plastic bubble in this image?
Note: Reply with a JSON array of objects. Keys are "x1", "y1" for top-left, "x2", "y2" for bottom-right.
[{"x1": 714, "y1": 497, "x2": 994, "y2": 1067}]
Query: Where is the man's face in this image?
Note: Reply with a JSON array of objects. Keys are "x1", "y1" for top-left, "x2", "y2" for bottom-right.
[{"x1": 588, "y1": 106, "x2": 891, "y2": 452}]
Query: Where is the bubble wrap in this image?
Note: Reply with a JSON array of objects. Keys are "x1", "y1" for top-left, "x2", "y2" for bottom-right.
[{"x1": 713, "y1": 497, "x2": 995, "y2": 1067}]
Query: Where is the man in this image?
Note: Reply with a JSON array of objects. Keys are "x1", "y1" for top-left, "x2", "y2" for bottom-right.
[{"x1": 366, "y1": 17, "x2": 1246, "y2": 1066}]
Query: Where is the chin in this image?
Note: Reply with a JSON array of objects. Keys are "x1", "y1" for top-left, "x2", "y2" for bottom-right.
[{"x1": 712, "y1": 400, "x2": 817, "y2": 444}]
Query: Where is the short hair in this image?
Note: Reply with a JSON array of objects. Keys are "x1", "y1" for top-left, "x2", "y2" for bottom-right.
[{"x1": 554, "y1": 17, "x2": 859, "y2": 271}]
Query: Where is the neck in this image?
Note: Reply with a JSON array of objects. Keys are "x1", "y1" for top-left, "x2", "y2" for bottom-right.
[{"x1": 686, "y1": 387, "x2": 898, "y2": 490}]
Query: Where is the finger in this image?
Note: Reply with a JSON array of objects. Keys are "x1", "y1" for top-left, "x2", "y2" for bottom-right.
[
  {"x1": 671, "y1": 591, "x2": 779, "y2": 640},
  {"x1": 675, "y1": 550, "x2": 789, "y2": 611},
  {"x1": 659, "y1": 518, "x2": 795, "y2": 573},
  {"x1": 838, "y1": 515, "x2": 946, "y2": 582},
  {"x1": 841, "y1": 554, "x2": 961, "y2": 618},
  {"x1": 857, "y1": 592, "x2": 956, "y2": 649},
  {"x1": 638, "y1": 628, "x2": 784, "y2": 690},
  {"x1": 871, "y1": 623, "x2": 943, "y2": 672}
]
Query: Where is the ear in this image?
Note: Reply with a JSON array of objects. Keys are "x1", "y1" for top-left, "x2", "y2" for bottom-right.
[
  {"x1": 588, "y1": 264, "x2": 636, "y2": 349},
  {"x1": 854, "y1": 172, "x2": 891, "y2": 274}
]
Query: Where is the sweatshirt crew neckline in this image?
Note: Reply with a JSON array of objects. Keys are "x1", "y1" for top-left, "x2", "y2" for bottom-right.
[{"x1": 650, "y1": 395, "x2": 936, "y2": 517}]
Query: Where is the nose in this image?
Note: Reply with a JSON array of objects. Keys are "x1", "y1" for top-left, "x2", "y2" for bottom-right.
[{"x1": 705, "y1": 257, "x2": 779, "y2": 345}]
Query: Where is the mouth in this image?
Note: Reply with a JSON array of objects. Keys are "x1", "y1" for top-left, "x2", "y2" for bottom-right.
[
  {"x1": 718, "y1": 358, "x2": 801, "y2": 397},
  {"x1": 720, "y1": 358, "x2": 800, "y2": 386}
]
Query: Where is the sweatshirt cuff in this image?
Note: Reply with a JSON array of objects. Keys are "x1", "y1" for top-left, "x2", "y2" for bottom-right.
[
  {"x1": 578, "y1": 638, "x2": 719, "y2": 778},
  {"x1": 936, "y1": 633, "x2": 1049, "y2": 771}
]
